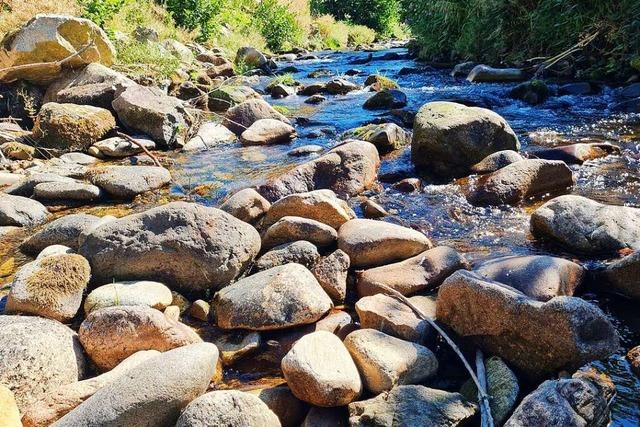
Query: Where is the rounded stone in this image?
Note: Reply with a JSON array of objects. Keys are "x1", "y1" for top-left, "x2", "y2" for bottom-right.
[{"x1": 84, "y1": 281, "x2": 173, "y2": 314}]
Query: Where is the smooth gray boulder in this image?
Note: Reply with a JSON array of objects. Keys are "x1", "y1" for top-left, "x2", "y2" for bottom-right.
[
  {"x1": 84, "y1": 280, "x2": 173, "y2": 314},
  {"x1": 220, "y1": 188, "x2": 271, "y2": 224},
  {"x1": 33, "y1": 181, "x2": 101, "y2": 202},
  {"x1": 240, "y1": 119, "x2": 296, "y2": 146},
  {"x1": 88, "y1": 166, "x2": 171, "y2": 199},
  {"x1": 255, "y1": 240, "x2": 320, "y2": 271},
  {"x1": 470, "y1": 150, "x2": 524, "y2": 174},
  {"x1": 597, "y1": 252, "x2": 640, "y2": 301},
  {"x1": 467, "y1": 65, "x2": 526, "y2": 82},
  {"x1": 0, "y1": 194, "x2": 49, "y2": 226},
  {"x1": 262, "y1": 216, "x2": 337, "y2": 249},
  {"x1": 223, "y1": 99, "x2": 290, "y2": 135},
  {"x1": 20, "y1": 213, "x2": 99, "y2": 254}
]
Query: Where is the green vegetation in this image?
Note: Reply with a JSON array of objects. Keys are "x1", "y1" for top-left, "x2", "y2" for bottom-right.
[
  {"x1": 311, "y1": 0, "x2": 401, "y2": 36},
  {"x1": 266, "y1": 74, "x2": 298, "y2": 91},
  {"x1": 254, "y1": 0, "x2": 303, "y2": 51},
  {"x1": 163, "y1": 0, "x2": 223, "y2": 41},
  {"x1": 113, "y1": 40, "x2": 181, "y2": 78}
]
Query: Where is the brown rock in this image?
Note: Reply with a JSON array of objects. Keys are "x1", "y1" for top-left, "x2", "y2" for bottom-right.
[
  {"x1": 220, "y1": 188, "x2": 271, "y2": 224},
  {"x1": 312, "y1": 249, "x2": 350, "y2": 303},
  {"x1": 263, "y1": 190, "x2": 355, "y2": 229},
  {"x1": 262, "y1": 216, "x2": 337, "y2": 249},
  {"x1": 240, "y1": 119, "x2": 297, "y2": 145}
]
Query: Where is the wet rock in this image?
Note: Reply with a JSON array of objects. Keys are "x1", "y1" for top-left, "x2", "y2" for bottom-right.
[
  {"x1": 44, "y1": 63, "x2": 134, "y2": 103},
  {"x1": 393, "y1": 178, "x2": 421, "y2": 192},
  {"x1": 220, "y1": 188, "x2": 271, "y2": 224},
  {"x1": 6, "y1": 253, "x2": 90, "y2": 321},
  {"x1": 79, "y1": 305, "x2": 201, "y2": 371},
  {"x1": 88, "y1": 165, "x2": 171, "y2": 198},
  {"x1": 343, "y1": 123, "x2": 410, "y2": 154},
  {"x1": 338, "y1": 219, "x2": 432, "y2": 268},
  {"x1": 467, "y1": 65, "x2": 526, "y2": 83},
  {"x1": 470, "y1": 150, "x2": 524, "y2": 174},
  {"x1": 467, "y1": 159, "x2": 575, "y2": 206},
  {"x1": 303, "y1": 407, "x2": 347, "y2": 427},
  {"x1": 240, "y1": 119, "x2": 297, "y2": 145},
  {"x1": 84, "y1": 281, "x2": 173, "y2": 314},
  {"x1": 213, "y1": 263, "x2": 333, "y2": 330},
  {"x1": 223, "y1": 99, "x2": 291, "y2": 135},
  {"x1": 299, "y1": 83, "x2": 326, "y2": 96},
  {"x1": 559, "y1": 82, "x2": 597, "y2": 96},
  {"x1": 256, "y1": 240, "x2": 320, "y2": 271},
  {"x1": 357, "y1": 246, "x2": 468, "y2": 297},
  {"x1": 363, "y1": 89, "x2": 408, "y2": 110},
  {"x1": 57, "y1": 82, "x2": 118, "y2": 110},
  {"x1": 213, "y1": 331, "x2": 260, "y2": 364},
  {"x1": 510, "y1": 80, "x2": 550, "y2": 105},
  {"x1": 288, "y1": 144, "x2": 324, "y2": 156},
  {"x1": 236, "y1": 46, "x2": 269, "y2": 69},
  {"x1": 0, "y1": 315, "x2": 86, "y2": 410},
  {"x1": 412, "y1": 101, "x2": 520, "y2": 177},
  {"x1": 305, "y1": 94, "x2": 326, "y2": 104},
  {"x1": 611, "y1": 97, "x2": 640, "y2": 113},
  {"x1": 182, "y1": 122, "x2": 237, "y2": 151},
  {"x1": 257, "y1": 140, "x2": 380, "y2": 202},
  {"x1": 476, "y1": 255, "x2": 584, "y2": 301},
  {"x1": 248, "y1": 386, "x2": 308, "y2": 427},
  {"x1": 325, "y1": 78, "x2": 361, "y2": 95},
  {"x1": 437, "y1": 270, "x2": 619, "y2": 379},
  {"x1": 33, "y1": 181, "x2": 101, "y2": 201},
  {"x1": 364, "y1": 75, "x2": 398, "y2": 91},
  {"x1": 189, "y1": 300, "x2": 210, "y2": 321},
  {"x1": 312, "y1": 249, "x2": 350, "y2": 303},
  {"x1": 531, "y1": 195, "x2": 640, "y2": 255},
  {"x1": 79, "y1": 202, "x2": 260, "y2": 292},
  {"x1": 176, "y1": 390, "x2": 280, "y2": 427},
  {"x1": 361, "y1": 199, "x2": 388, "y2": 218},
  {"x1": 451, "y1": 61, "x2": 477, "y2": 78},
  {"x1": 112, "y1": 85, "x2": 187, "y2": 148},
  {"x1": 355, "y1": 293, "x2": 436, "y2": 342},
  {"x1": 33, "y1": 103, "x2": 115, "y2": 152},
  {"x1": 208, "y1": 85, "x2": 260, "y2": 112},
  {"x1": 20, "y1": 213, "x2": 99, "y2": 254},
  {"x1": 271, "y1": 84, "x2": 296, "y2": 99},
  {"x1": 597, "y1": 252, "x2": 640, "y2": 300},
  {"x1": 1, "y1": 15, "x2": 115, "y2": 84},
  {"x1": 282, "y1": 330, "x2": 362, "y2": 406},
  {"x1": 0, "y1": 385, "x2": 20, "y2": 427},
  {"x1": 264, "y1": 189, "x2": 355, "y2": 229},
  {"x1": 55, "y1": 343, "x2": 219, "y2": 426},
  {"x1": 0, "y1": 194, "x2": 49, "y2": 226},
  {"x1": 262, "y1": 216, "x2": 338, "y2": 249},
  {"x1": 628, "y1": 346, "x2": 640, "y2": 377},
  {"x1": 348, "y1": 385, "x2": 477, "y2": 426},
  {"x1": 92, "y1": 135, "x2": 156, "y2": 158},
  {"x1": 21, "y1": 350, "x2": 159, "y2": 427},
  {"x1": 621, "y1": 83, "x2": 640, "y2": 98},
  {"x1": 505, "y1": 370, "x2": 614, "y2": 427},
  {"x1": 344, "y1": 329, "x2": 438, "y2": 394},
  {"x1": 532, "y1": 143, "x2": 621, "y2": 165}
]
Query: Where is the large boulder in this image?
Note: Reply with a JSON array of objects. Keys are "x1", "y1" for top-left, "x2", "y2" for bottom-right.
[
  {"x1": 33, "y1": 103, "x2": 116, "y2": 152},
  {"x1": 412, "y1": 102, "x2": 520, "y2": 177},
  {"x1": 256, "y1": 241, "x2": 320, "y2": 271},
  {"x1": 55, "y1": 343, "x2": 219, "y2": 427},
  {"x1": 182, "y1": 122, "x2": 237, "y2": 151},
  {"x1": 436, "y1": 270, "x2": 619, "y2": 379},
  {"x1": 208, "y1": 85, "x2": 260, "y2": 112},
  {"x1": 176, "y1": 391, "x2": 281, "y2": 427},
  {"x1": 78, "y1": 202, "x2": 261, "y2": 292},
  {"x1": 213, "y1": 263, "x2": 333, "y2": 330},
  {"x1": 240, "y1": 119, "x2": 297, "y2": 146},
  {"x1": 262, "y1": 216, "x2": 337, "y2": 249},
  {"x1": 0, "y1": 194, "x2": 49, "y2": 226},
  {"x1": 236, "y1": 46, "x2": 269, "y2": 69},
  {"x1": 223, "y1": 99, "x2": 291, "y2": 135},
  {"x1": 357, "y1": 246, "x2": 468, "y2": 297},
  {"x1": 466, "y1": 159, "x2": 575, "y2": 205},
  {"x1": 470, "y1": 150, "x2": 524, "y2": 174},
  {"x1": 338, "y1": 219, "x2": 432, "y2": 268},
  {"x1": 343, "y1": 123, "x2": 410, "y2": 154},
  {"x1": 0, "y1": 315, "x2": 86, "y2": 410},
  {"x1": 44, "y1": 63, "x2": 134, "y2": 103},
  {"x1": 0, "y1": 15, "x2": 116, "y2": 84},
  {"x1": 87, "y1": 166, "x2": 171, "y2": 199},
  {"x1": 475, "y1": 255, "x2": 585, "y2": 301},
  {"x1": 56, "y1": 82, "x2": 119, "y2": 110},
  {"x1": 112, "y1": 85, "x2": 188, "y2": 148},
  {"x1": 79, "y1": 306, "x2": 201, "y2": 371},
  {"x1": 0, "y1": 386, "x2": 20, "y2": 427},
  {"x1": 263, "y1": 189, "x2": 355, "y2": 229},
  {"x1": 363, "y1": 90, "x2": 408, "y2": 110},
  {"x1": 597, "y1": 252, "x2": 640, "y2": 300},
  {"x1": 84, "y1": 280, "x2": 173, "y2": 314},
  {"x1": 531, "y1": 195, "x2": 640, "y2": 255},
  {"x1": 220, "y1": 188, "x2": 271, "y2": 224},
  {"x1": 466, "y1": 65, "x2": 526, "y2": 83},
  {"x1": 6, "y1": 253, "x2": 90, "y2": 322},
  {"x1": 348, "y1": 385, "x2": 476, "y2": 427},
  {"x1": 281, "y1": 331, "x2": 362, "y2": 407},
  {"x1": 257, "y1": 140, "x2": 380, "y2": 202},
  {"x1": 33, "y1": 181, "x2": 101, "y2": 202}
]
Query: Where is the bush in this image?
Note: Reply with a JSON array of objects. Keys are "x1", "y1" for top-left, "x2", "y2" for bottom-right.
[
  {"x1": 162, "y1": 0, "x2": 223, "y2": 41},
  {"x1": 82, "y1": 0, "x2": 128, "y2": 29},
  {"x1": 114, "y1": 40, "x2": 181, "y2": 78},
  {"x1": 348, "y1": 24, "x2": 376, "y2": 46},
  {"x1": 311, "y1": 15, "x2": 348, "y2": 49},
  {"x1": 254, "y1": 0, "x2": 303, "y2": 51},
  {"x1": 311, "y1": 0, "x2": 401, "y2": 35}
]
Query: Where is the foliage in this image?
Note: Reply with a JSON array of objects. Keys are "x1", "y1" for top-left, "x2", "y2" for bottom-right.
[
  {"x1": 266, "y1": 74, "x2": 297, "y2": 90},
  {"x1": 114, "y1": 40, "x2": 181, "y2": 78},
  {"x1": 348, "y1": 25, "x2": 376, "y2": 46},
  {"x1": 311, "y1": 0, "x2": 401, "y2": 35},
  {"x1": 254, "y1": 0, "x2": 303, "y2": 51},
  {"x1": 161, "y1": 0, "x2": 223, "y2": 41},
  {"x1": 0, "y1": 0, "x2": 82, "y2": 38},
  {"x1": 81, "y1": 0, "x2": 127, "y2": 28},
  {"x1": 311, "y1": 15, "x2": 348, "y2": 49}
]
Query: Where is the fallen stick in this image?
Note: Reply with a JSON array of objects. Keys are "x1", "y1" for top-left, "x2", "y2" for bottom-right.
[
  {"x1": 115, "y1": 131, "x2": 162, "y2": 167},
  {"x1": 476, "y1": 350, "x2": 494, "y2": 427}
]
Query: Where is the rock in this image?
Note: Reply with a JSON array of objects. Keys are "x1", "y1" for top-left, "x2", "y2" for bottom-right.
[
  {"x1": 532, "y1": 143, "x2": 621, "y2": 165},
  {"x1": 467, "y1": 159, "x2": 575, "y2": 206},
  {"x1": 1, "y1": 140, "x2": 35, "y2": 160},
  {"x1": 162, "y1": 39, "x2": 194, "y2": 62},
  {"x1": 470, "y1": 150, "x2": 524, "y2": 174},
  {"x1": 1, "y1": 15, "x2": 115, "y2": 84},
  {"x1": 6, "y1": 253, "x2": 90, "y2": 321},
  {"x1": 451, "y1": 61, "x2": 477, "y2": 78},
  {"x1": 0, "y1": 194, "x2": 49, "y2": 226},
  {"x1": 240, "y1": 119, "x2": 297, "y2": 145},
  {"x1": 305, "y1": 94, "x2": 326, "y2": 104},
  {"x1": 611, "y1": 97, "x2": 640, "y2": 113},
  {"x1": 325, "y1": 78, "x2": 361, "y2": 95},
  {"x1": 0, "y1": 82, "x2": 44, "y2": 127},
  {"x1": 79, "y1": 305, "x2": 202, "y2": 371},
  {"x1": 362, "y1": 199, "x2": 388, "y2": 218},
  {"x1": 467, "y1": 65, "x2": 526, "y2": 83},
  {"x1": 20, "y1": 213, "x2": 98, "y2": 254},
  {"x1": 56, "y1": 82, "x2": 118, "y2": 110},
  {"x1": 505, "y1": 370, "x2": 614, "y2": 427},
  {"x1": 37, "y1": 244, "x2": 74, "y2": 258},
  {"x1": 223, "y1": 99, "x2": 291, "y2": 135},
  {"x1": 33, "y1": 181, "x2": 101, "y2": 201},
  {"x1": 364, "y1": 75, "x2": 398, "y2": 91},
  {"x1": 558, "y1": 82, "x2": 596, "y2": 96},
  {"x1": 208, "y1": 85, "x2": 260, "y2": 112},
  {"x1": 621, "y1": 83, "x2": 640, "y2": 98},
  {"x1": 348, "y1": 385, "x2": 476, "y2": 426},
  {"x1": 112, "y1": 85, "x2": 187, "y2": 148},
  {"x1": 0, "y1": 385, "x2": 21, "y2": 427},
  {"x1": 363, "y1": 90, "x2": 408, "y2": 110},
  {"x1": 289, "y1": 144, "x2": 324, "y2": 156},
  {"x1": 6, "y1": 172, "x2": 75, "y2": 197},
  {"x1": 263, "y1": 216, "x2": 338, "y2": 249},
  {"x1": 510, "y1": 80, "x2": 550, "y2": 105},
  {"x1": 264, "y1": 189, "x2": 355, "y2": 229},
  {"x1": 0, "y1": 171, "x2": 23, "y2": 187},
  {"x1": 189, "y1": 300, "x2": 210, "y2": 321},
  {"x1": 344, "y1": 329, "x2": 438, "y2": 394},
  {"x1": 256, "y1": 240, "x2": 320, "y2": 271},
  {"x1": 212, "y1": 331, "x2": 260, "y2": 365},
  {"x1": 343, "y1": 123, "x2": 410, "y2": 154},
  {"x1": 88, "y1": 165, "x2": 171, "y2": 198},
  {"x1": 302, "y1": 407, "x2": 347, "y2": 427},
  {"x1": 357, "y1": 246, "x2": 468, "y2": 297},
  {"x1": 33, "y1": 103, "x2": 115, "y2": 152},
  {"x1": 412, "y1": 101, "x2": 520, "y2": 177},
  {"x1": 79, "y1": 202, "x2": 260, "y2": 291},
  {"x1": 92, "y1": 136, "x2": 156, "y2": 158},
  {"x1": 355, "y1": 293, "x2": 436, "y2": 342},
  {"x1": 21, "y1": 350, "x2": 159, "y2": 427},
  {"x1": 60, "y1": 152, "x2": 100, "y2": 165},
  {"x1": 281, "y1": 331, "x2": 362, "y2": 406},
  {"x1": 271, "y1": 84, "x2": 296, "y2": 99},
  {"x1": 338, "y1": 219, "x2": 432, "y2": 268},
  {"x1": 531, "y1": 195, "x2": 640, "y2": 255},
  {"x1": 176, "y1": 391, "x2": 280, "y2": 427},
  {"x1": 220, "y1": 188, "x2": 271, "y2": 224},
  {"x1": 312, "y1": 249, "x2": 350, "y2": 303},
  {"x1": 597, "y1": 252, "x2": 640, "y2": 300},
  {"x1": 393, "y1": 178, "x2": 421, "y2": 192},
  {"x1": 248, "y1": 386, "x2": 308, "y2": 427},
  {"x1": 299, "y1": 83, "x2": 326, "y2": 96},
  {"x1": 476, "y1": 255, "x2": 584, "y2": 301},
  {"x1": 213, "y1": 263, "x2": 333, "y2": 330},
  {"x1": 55, "y1": 343, "x2": 219, "y2": 426},
  {"x1": 182, "y1": 122, "x2": 237, "y2": 151},
  {"x1": 628, "y1": 346, "x2": 640, "y2": 377},
  {"x1": 44, "y1": 63, "x2": 134, "y2": 103},
  {"x1": 84, "y1": 281, "x2": 173, "y2": 314},
  {"x1": 0, "y1": 315, "x2": 86, "y2": 410},
  {"x1": 257, "y1": 140, "x2": 380, "y2": 202},
  {"x1": 437, "y1": 270, "x2": 619, "y2": 379},
  {"x1": 236, "y1": 46, "x2": 269, "y2": 69}
]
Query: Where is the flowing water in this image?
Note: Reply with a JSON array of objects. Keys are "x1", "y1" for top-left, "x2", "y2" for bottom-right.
[{"x1": 172, "y1": 46, "x2": 640, "y2": 425}]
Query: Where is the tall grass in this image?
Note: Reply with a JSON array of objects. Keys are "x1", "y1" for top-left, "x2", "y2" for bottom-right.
[{"x1": 0, "y1": 0, "x2": 82, "y2": 38}]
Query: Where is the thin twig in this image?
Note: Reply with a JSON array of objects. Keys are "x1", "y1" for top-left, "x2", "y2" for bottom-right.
[
  {"x1": 116, "y1": 131, "x2": 161, "y2": 167},
  {"x1": 476, "y1": 350, "x2": 494, "y2": 427}
]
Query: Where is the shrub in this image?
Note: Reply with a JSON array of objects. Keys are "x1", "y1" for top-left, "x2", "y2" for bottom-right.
[
  {"x1": 348, "y1": 24, "x2": 376, "y2": 46},
  {"x1": 114, "y1": 40, "x2": 181, "y2": 78},
  {"x1": 311, "y1": 0, "x2": 401, "y2": 35},
  {"x1": 254, "y1": 0, "x2": 303, "y2": 51},
  {"x1": 82, "y1": 0, "x2": 128, "y2": 29},
  {"x1": 162, "y1": 0, "x2": 223, "y2": 41},
  {"x1": 311, "y1": 14, "x2": 348, "y2": 49}
]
